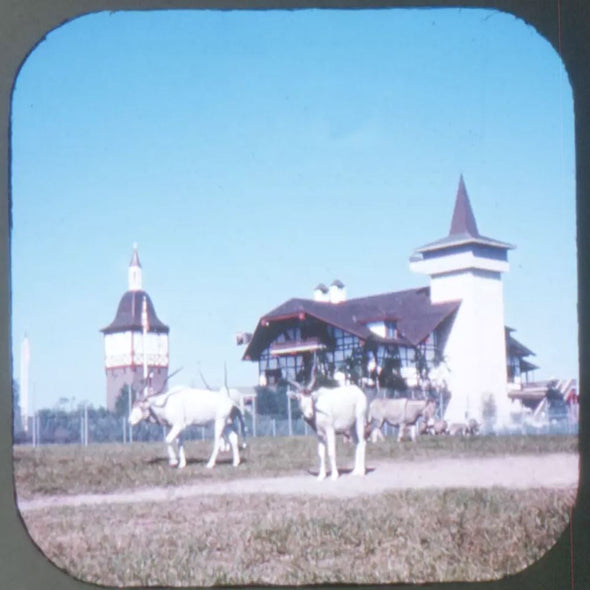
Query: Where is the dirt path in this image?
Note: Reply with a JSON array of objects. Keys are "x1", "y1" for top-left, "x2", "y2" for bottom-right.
[{"x1": 17, "y1": 452, "x2": 578, "y2": 512}]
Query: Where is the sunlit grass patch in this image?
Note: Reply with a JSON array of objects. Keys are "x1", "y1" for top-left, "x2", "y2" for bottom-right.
[{"x1": 20, "y1": 487, "x2": 575, "y2": 586}]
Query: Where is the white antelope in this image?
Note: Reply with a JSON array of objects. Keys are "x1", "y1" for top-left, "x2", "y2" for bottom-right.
[
  {"x1": 289, "y1": 380, "x2": 368, "y2": 481},
  {"x1": 368, "y1": 397, "x2": 437, "y2": 442},
  {"x1": 128, "y1": 386, "x2": 246, "y2": 469},
  {"x1": 448, "y1": 418, "x2": 480, "y2": 437}
]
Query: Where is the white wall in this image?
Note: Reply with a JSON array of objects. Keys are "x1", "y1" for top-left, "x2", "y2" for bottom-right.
[
  {"x1": 431, "y1": 269, "x2": 510, "y2": 425},
  {"x1": 367, "y1": 321, "x2": 386, "y2": 338}
]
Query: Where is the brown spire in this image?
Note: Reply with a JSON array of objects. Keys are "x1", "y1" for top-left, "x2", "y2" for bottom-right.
[{"x1": 449, "y1": 175, "x2": 479, "y2": 237}]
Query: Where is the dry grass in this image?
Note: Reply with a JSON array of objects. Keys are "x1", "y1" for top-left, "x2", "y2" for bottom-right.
[
  {"x1": 13, "y1": 433, "x2": 578, "y2": 499},
  {"x1": 20, "y1": 487, "x2": 575, "y2": 586},
  {"x1": 13, "y1": 435, "x2": 578, "y2": 586}
]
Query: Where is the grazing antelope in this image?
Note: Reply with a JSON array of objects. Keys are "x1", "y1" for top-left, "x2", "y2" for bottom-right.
[
  {"x1": 426, "y1": 419, "x2": 449, "y2": 436},
  {"x1": 448, "y1": 418, "x2": 480, "y2": 437},
  {"x1": 368, "y1": 397, "x2": 437, "y2": 442},
  {"x1": 128, "y1": 386, "x2": 246, "y2": 469}
]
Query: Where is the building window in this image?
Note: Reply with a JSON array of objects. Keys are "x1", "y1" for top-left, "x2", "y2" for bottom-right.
[
  {"x1": 265, "y1": 369, "x2": 282, "y2": 386},
  {"x1": 385, "y1": 321, "x2": 398, "y2": 339}
]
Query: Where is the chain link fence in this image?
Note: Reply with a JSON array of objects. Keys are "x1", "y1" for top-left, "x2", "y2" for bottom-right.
[
  {"x1": 15, "y1": 410, "x2": 319, "y2": 446},
  {"x1": 14, "y1": 407, "x2": 578, "y2": 447}
]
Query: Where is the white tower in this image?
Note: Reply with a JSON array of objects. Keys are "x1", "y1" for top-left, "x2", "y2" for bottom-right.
[
  {"x1": 101, "y1": 245, "x2": 169, "y2": 411},
  {"x1": 410, "y1": 177, "x2": 514, "y2": 426}
]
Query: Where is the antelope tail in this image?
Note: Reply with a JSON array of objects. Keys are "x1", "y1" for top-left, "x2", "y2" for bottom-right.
[{"x1": 229, "y1": 405, "x2": 247, "y2": 448}]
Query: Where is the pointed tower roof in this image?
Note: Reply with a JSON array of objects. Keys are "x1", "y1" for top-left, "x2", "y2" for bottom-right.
[
  {"x1": 449, "y1": 175, "x2": 479, "y2": 237},
  {"x1": 101, "y1": 290, "x2": 169, "y2": 334},
  {"x1": 129, "y1": 242, "x2": 142, "y2": 268},
  {"x1": 102, "y1": 244, "x2": 169, "y2": 335},
  {"x1": 413, "y1": 176, "x2": 514, "y2": 254}
]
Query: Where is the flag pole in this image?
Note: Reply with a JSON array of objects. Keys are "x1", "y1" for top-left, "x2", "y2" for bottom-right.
[{"x1": 142, "y1": 295, "x2": 149, "y2": 397}]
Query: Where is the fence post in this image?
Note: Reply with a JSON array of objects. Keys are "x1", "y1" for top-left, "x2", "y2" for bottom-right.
[
  {"x1": 84, "y1": 404, "x2": 88, "y2": 445},
  {"x1": 272, "y1": 418, "x2": 276, "y2": 437},
  {"x1": 123, "y1": 417, "x2": 126, "y2": 444},
  {"x1": 287, "y1": 396, "x2": 293, "y2": 436}
]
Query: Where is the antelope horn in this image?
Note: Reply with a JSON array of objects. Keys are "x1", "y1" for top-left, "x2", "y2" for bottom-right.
[
  {"x1": 199, "y1": 370, "x2": 212, "y2": 390},
  {"x1": 152, "y1": 366, "x2": 184, "y2": 396},
  {"x1": 307, "y1": 355, "x2": 318, "y2": 392},
  {"x1": 287, "y1": 379, "x2": 303, "y2": 392}
]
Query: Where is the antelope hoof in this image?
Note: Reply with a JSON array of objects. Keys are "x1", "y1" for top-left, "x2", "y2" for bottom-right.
[
  {"x1": 178, "y1": 460, "x2": 186, "y2": 469},
  {"x1": 169, "y1": 460, "x2": 179, "y2": 467},
  {"x1": 317, "y1": 472, "x2": 327, "y2": 482},
  {"x1": 352, "y1": 469, "x2": 365, "y2": 477},
  {"x1": 330, "y1": 471, "x2": 339, "y2": 481},
  {"x1": 206, "y1": 461, "x2": 215, "y2": 469},
  {"x1": 232, "y1": 460, "x2": 240, "y2": 467}
]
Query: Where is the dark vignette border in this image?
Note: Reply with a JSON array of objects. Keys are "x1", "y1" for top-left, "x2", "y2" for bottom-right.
[{"x1": 0, "y1": 1, "x2": 588, "y2": 589}]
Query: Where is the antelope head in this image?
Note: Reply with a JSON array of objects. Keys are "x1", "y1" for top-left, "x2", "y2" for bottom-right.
[
  {"x1": 286, "y1": 372, "x2": 317, "y2": 421},
  {"x1": 128, "y1": 398, "x2": 150, "y2": 425}
]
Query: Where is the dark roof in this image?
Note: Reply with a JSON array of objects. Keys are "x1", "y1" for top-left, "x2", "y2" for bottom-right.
[
  {"x1": 507, "y1": 332, "x2": 535, "y2": 358},
  {"x1": 243, "y1": 287, "x2": 460, "y2": 360},
  {"x1": 520, "y1": 359, "x2": 539, "y2": 372},
  {"x1": 101, "y1": 290, "x2": 169, "y2": 334},
  {"x1": 450, "y1": 175, "x2": 480, "y2": 236},
  {"x1": 414, "y1": 176, "x2": 514, "y2": 254}
]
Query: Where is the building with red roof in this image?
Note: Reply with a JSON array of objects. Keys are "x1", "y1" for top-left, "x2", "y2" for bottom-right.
[
  {"x1": 243, "y1": 177, "x2": 538, "y2": 426},
  {"x1": 101, "y1": 245, "x2": 169, "y2": 411}
]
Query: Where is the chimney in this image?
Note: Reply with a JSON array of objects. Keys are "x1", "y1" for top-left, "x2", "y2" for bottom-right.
[
  {"x1": 313, "y1": 283, "x2": 330, "y2": 302},
  {"x1": 329, "y1": 280, "x2": 346, "y2": 304}
]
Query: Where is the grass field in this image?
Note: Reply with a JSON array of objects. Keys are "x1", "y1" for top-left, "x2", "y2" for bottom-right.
[
  {"x1": 13, "y1": 434, "x2": 579, "y2": 586},
  {"x1": 13, "y1": 433, "x2": 578, "y2": 498},
  {"x1": 20, "y1": 487, "x2": 575, "y2": 586}
]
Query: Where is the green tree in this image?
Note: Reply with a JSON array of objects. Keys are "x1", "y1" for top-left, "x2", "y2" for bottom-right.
[
  {"x1": 255, "y1": 384, "x2": 286, "y2": 417},
  {"x1": 481, "y1": 393, "x2": 497, "y2": 430},
  {"x1": 114, "y1": 384, "x2": 136, "y2": 418},
  {"x1": 12, "y1": 379, "x2": 23, "y2": 436},
  {"x1": 378, "y1": 349, "x2": 406, "y2": 395},
  {"x1": 342, "y1": 346, "x2": 366, "y2": 385}
]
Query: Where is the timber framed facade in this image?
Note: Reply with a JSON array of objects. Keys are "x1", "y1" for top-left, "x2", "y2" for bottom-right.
[
  {"x1": 242, "y1": 178, "x2": 540, "y2": 424},
  {"x1": 243, "y1": 287, "x2": 461, "y2": 392}
]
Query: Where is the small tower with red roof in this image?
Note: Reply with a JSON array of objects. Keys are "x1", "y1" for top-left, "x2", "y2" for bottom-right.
[{"x1": 101, "y1": 245, "x2": 170, "y2": 411}]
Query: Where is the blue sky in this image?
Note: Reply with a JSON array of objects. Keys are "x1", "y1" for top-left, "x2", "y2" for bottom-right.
[{"x1": 11, "y1": 8, "x2": 576, "y2": 411}]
